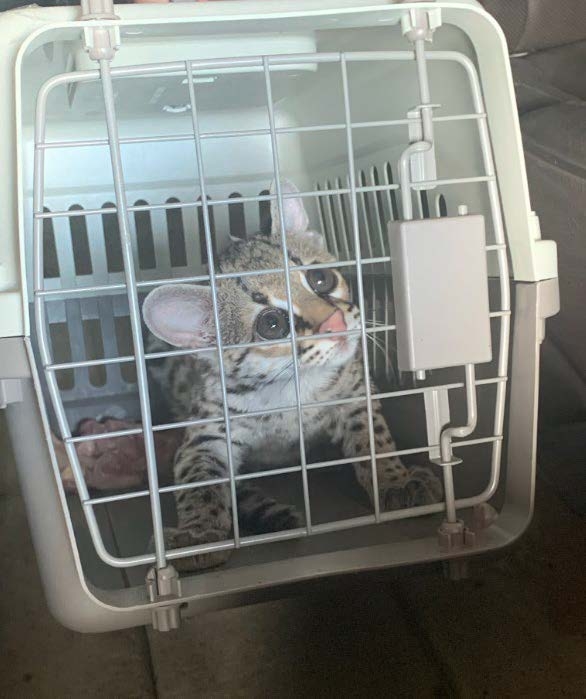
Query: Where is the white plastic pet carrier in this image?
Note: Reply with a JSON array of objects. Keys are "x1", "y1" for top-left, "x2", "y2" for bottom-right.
[{"x1": 0, "y1": 0, "x2": 559, "y2": 632}]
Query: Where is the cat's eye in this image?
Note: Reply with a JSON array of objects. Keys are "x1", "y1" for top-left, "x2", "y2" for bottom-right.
[
  {"x1": 255, "y1": 308, "x2": 290, "y2": 340},
  {"x1": 306, "y1": 268, "x2": 337, "y2": 295}
]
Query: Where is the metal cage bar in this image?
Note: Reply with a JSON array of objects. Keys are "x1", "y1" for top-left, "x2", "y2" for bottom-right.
[
  {"x1": 98, "y1": 59, "x2": 168, "y2": 569},
  {"x1": 340, "y1": 54, "x2": 382, "y2": 521},
  {"x1": 263, "y1": 56, "x2": 313, "y2": 532},
  {"x1": 34, "y1": 178, "x2": 491, "y2": 221},
  {"x1": 37, "y1": 112, "x2": 487, "y2": 151},
  {"x1": 184, "y1": 60, "x2": 242, "y2": 546}
]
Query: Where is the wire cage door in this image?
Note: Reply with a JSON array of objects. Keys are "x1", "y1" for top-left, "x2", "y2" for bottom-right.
[{"x1": 31, "y1": 47, "x2": 511, "y2": 581}]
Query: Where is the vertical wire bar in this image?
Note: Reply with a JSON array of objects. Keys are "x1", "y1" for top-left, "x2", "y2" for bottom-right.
[
  {"x1": 462, "y1": 56, "x2": 511, "y2": 501},
  {"x1": 65, "y1": 298, "x2": 90, "y2": 393},
  {"x1": 383, "y1": 162, "x2": 395, "y2": 382},
  {"x1": 335, "y1": 175, "x2": 351, "y2": 260},
  {"x1": 323, "y1": 180, "x2": 340, "y2": 259},
  {"x1": 357, "y1": 170, "x2": 376, "y2": 373},
  {"x1": 185, "y1": 61, "x2": 241, "y2": 545},
  {"x1": 383, "y1": 161, "x2": 399, "y2": 225},
  {"x1": 384, "y1": 282, "x2": 391, "y2": 383},
  {"x1": 364, "y1": 170, "x2": 377, "y2": 378},
  {"x1": 369, "y1": 165, "x2": 387, "y2": 257},
  {"x1": 316, "y1": 182, "x2": 334, "y2": 255},
  {"x1": 413, "y1": 43, "x2": 461, "y2": 513},
  {"x1": 32, "y1": 82, "x2": 119, "y2": 568},
  {"x1": 415, "y1": 191, "x2": 424, "y2": 219},
  {"x1": 369, "y1": 165, "x2": 392, "y2": 381},
  {"x1": 371, "y1": 280, "x2": 377, "y2": 373},
  {"x1": 263, "y1": 56, "x2": 312, "y2": 532},
  {"x1": 99, "y1": 60, "x2": 167, "y2": 569},
  {"x1": 340, "y1": 54, "x2": 381, "y2": 521}
]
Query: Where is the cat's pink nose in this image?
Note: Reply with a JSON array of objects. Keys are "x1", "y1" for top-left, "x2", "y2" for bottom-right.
[{"x1": 318, "y1": 309, "x2": 347, "y2": 335}]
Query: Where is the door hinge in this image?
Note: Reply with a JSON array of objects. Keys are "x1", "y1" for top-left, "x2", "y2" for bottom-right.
[
  {"x1": 80, "y1": 0, "x2": 120, "y2": 62},
  {"x1": 146, "y1": 565, "x2": 182, "y2": 632}
]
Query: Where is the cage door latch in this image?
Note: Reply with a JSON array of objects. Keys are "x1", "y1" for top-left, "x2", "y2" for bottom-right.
[
  {"x1": 79, "y1": 0, "x2": 120, "y2": 62},
  {"x1": 146, "y1": 565, "x2": 182, "y2": 632}
]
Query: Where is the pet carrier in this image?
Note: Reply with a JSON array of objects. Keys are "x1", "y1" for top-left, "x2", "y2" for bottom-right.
[{"x1": 0, "y1": 0, "x2": 559, "y2": 632}]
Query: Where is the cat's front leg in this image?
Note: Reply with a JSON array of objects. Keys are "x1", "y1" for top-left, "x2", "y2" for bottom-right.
[
  {"x1": 160, "y1": 423, "x2": 243, "y2": 571},
  {"x1": 335, "y1": 394, "x2": 443, "y2": 512}
]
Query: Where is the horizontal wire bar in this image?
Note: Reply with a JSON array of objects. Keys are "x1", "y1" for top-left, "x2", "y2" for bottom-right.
[
  {"x1": 36, "y1": 255, "x2": 393, "y2": 298},
  {"x1": 35, "y1": 170, "x2": 499, "y2": 222},
  {"x1": 34, "y1": 49, "x2": 481, "y2": 101},
  {"x1": 416, "y1": 175, "x2": 495, "y2": 188},
  {"x1": 46, "y1": 313, "x2": 509, "y2": 372},
  {"x1": 83, "y1": 435, "x2": 502, "y2": 508},
  {"x1": 235, "y1": 465, "x2": 302, "y2": 481},
  {"x1": 238, "y1": 527, "x2": 308, "y2": 547},
  {"x1": 65, "y1": 392, "x2": 372, "y2": 445},
  {"x1": 152, "y1": 415, "x2": 224, "y2": 432},
  {"x1": 66, "y1": 426, "x2": 144, "y2": 443},
  {"x1": 37, "y1": 281, "x2": 128, "y2": 297},
  {"x1": 159, "y1": 477, "x2": 229, "y2": 493},
  {"x1": 49, "y1": 354, "x2": 135, "y2": 370},
  {"x1": 34, "y1": 185, "x2": 400, "y2": 219},
  {"x1": 48, "y1": 322, "x2": 396, "y2": 372},
  {"x1": 374, "y1": 435, "x2": 501, "y2": 461},
  {"x1": 36, "y1": 242, "x2": 501, "y2": 299},
  {"x1": 86, "y1": 489, "x2": 150, "y2": 506},
  {"x1": 36, "y1": 112, "x2": 487, "y2": 151},
  {"x1": 372, "y1": 376, "x2": 507, "y2": 401},
  {"x1": 229, "y1": 393, "x2": 369, "y2": 422},
  {"x1": 59, "y1": 375, "x2": 507, "y2": 446}
]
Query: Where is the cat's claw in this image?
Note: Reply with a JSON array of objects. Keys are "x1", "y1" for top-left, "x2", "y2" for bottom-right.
[
  {"x1": 149, "y1": 527, "x2": 232, "y2": 572},
  {"x1": 382, "y1": 466, "x2": 443, "y2": 511}
]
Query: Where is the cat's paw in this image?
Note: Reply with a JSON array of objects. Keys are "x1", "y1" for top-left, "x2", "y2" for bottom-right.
[
  {"x1": 149, "y1": 527, "x2": 232, "y2": 572},
  {"x1": 236, "y1": 484, "x2": 303, "y2": 535},
  {"x1": 382, "y1": 466, "x2": 443, "y2": 511},
  {"x1": 247, "y1": 503, "x2": 303, "y2": 534}
]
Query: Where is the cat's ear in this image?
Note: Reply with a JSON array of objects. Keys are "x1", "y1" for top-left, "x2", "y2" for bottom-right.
[
  {"x1": 270, "y1": 179, "x2": 326, "y2": 251},
  {"x1": 270, "y1": 179, "x2": 309, "y2": 237},
  {"x1": 142, "y1": 284, "x2": 215, "y2": 348}
]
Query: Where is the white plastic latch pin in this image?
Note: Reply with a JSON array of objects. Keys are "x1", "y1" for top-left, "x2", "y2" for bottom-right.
[
  {"x1": 80, "y1": 0, "x2": 120, "y2": 62},
  {"x1": 400, "y1": 7, "x2": 442, "y2": 43}
]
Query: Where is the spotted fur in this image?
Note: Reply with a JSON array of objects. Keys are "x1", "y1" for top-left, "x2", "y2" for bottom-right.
[{"x1": 144, "y1": 181, "x2": 442, "y2": 571}]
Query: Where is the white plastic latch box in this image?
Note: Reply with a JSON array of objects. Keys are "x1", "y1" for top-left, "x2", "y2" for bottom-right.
[{"x1": 389, "y1": 214, "x2": 492, "y2": 372}]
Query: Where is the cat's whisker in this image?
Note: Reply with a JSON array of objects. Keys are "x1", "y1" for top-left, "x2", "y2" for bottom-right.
[
  {"x1": 366, "y1": 334, "x2": 390, "y2": 361},
  {"x1": 268, "y1": 359, "x2": 295, "y2": 382}
]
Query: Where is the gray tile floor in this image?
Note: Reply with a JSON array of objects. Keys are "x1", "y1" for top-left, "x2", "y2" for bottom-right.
[{"x1": 1, "y1": 414, "x2": 585, "y2": 698}]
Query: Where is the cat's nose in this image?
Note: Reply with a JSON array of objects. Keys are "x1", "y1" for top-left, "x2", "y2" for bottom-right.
[{"x1": 318, "y1": 309, "x2": 347, "y2": 335}]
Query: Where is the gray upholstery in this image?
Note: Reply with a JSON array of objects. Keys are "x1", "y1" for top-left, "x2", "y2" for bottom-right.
[
  {"x1": 480, "y1": 2, "x2": 586, "y2": 423},
  {"x1": 481, "y1": 0, "x2": 586, "y2": 53},
  {"x1": 517, "y1": 95, "x2": 586, "y2": 424},
  {"x1": 522, "y1": 103, "x2": 586, "y2": 384}
]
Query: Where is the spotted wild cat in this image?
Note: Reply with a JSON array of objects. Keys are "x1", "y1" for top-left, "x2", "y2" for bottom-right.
[{"x1": 142, "y1": 180, "x2": 442, "y2": 570}]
